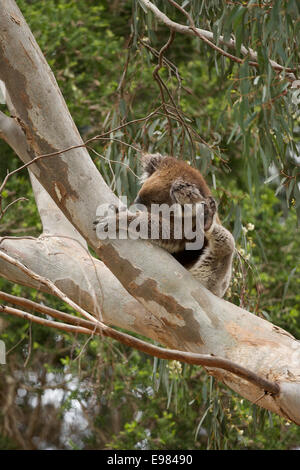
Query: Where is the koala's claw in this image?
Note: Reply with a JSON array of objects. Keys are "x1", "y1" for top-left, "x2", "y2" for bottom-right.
[
  {"x1": 93, "y1": 217, "x2": 109, "y2": 233},
  {"x1": 93, "y1": 203, "x2": 127, "y2": 230},
  {"x1": 203, "y1": 196, "x2": 217, "y2": 231},
  {"x1": 93, "y1": 217, "x2": 102, "y2": 230},
  {"x1": 93, "y1": 217, "x2": 101, "y2": 226}
]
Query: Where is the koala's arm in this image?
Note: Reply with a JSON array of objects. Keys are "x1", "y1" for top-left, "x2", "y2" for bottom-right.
[
  {"x1": 189, "y1": 222, "x2": 235, "y2": 298},
  {"x1": 94, "y1": 202, "x2": 235, "y2": 298},
  {"x1": 94, "y1": 209, "x2": 182, "y2": 252}
]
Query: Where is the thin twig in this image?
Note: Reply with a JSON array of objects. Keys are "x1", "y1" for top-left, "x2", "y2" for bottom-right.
[
  {"x1": 0, "y1": 249, "x2": 102, "y2": 325},
  {"x1": 0, "y1": 107, "x2": 166, "y2": 198},
  {"x1": 153, "y1": 30, "x2": 176, "y2": 155},
  {"x1": 168, "y1": 0, "x2": 260, "y2": 68},
  {"x1": 0, "y1": 253, "x2": 279, "y2": 397},
  {"x1": 0, "y1": 291, "x2": 98, "y2": 331},
  {"x1": 0, "y1": 197, "x2": 28, "y2": 221},
  {"x1": 139, "y1": 0, "x2": 296, "y2": 77},
  {"x1": 0, "y1": 301, "x2": 279, "y2": 397}
]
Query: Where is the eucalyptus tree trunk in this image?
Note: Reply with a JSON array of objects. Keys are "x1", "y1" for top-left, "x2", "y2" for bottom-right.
[{"x1": 0, "y1": 0, "x2": 299, "y2": 425}]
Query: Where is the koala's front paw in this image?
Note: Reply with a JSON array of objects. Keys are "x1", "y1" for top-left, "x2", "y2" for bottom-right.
[
  {"x1": 93, "y1": 204, "x2": 127, "y2": 237},
  {"x1": 93, "y1": 216, "x2": 109, "y2": 232},
  {"x1": 93, "y1": 213, "x2": 114, "y2": 238},
  {"x1": 203, "y1": 196, "x2": 217, "y2": 231}
]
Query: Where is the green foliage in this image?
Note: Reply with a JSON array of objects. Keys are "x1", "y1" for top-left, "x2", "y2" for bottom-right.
[
  {"x1": 0, "y1": 0, "x2": 299, "y2": 451},
  {"x1": 135, "y1": 0, "x2": 300, "y2": 214}
]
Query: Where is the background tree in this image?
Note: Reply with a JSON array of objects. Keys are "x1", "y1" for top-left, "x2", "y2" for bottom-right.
[{"x1": 0, "y1": 0, "x2": 299, "y2": 450}]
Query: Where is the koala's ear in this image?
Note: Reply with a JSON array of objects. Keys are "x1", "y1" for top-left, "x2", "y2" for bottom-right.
[
  {"x1": 170, "y1": 179, "x2": 203, "y2": 204},
  {"x1": 140, "y1": 152, "x2": 165, "y2": 179}
]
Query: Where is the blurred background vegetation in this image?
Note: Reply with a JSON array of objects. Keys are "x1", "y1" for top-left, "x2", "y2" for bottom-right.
[{"x1": 0, "y1": 0, "x2": 299, "y2": 449}]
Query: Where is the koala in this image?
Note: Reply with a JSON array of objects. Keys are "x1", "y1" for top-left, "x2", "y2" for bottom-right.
[{"x1": 94, "y1": 152, "x2": 235, "y2": 298}]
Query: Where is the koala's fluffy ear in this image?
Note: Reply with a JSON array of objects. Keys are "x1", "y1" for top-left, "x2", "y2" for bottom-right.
[
  {"x1": 170, "y1": 178, "x2": 203, "y2": 205},
  {"x1": 140, "y1": 152, "x2": 165, "y2": 179}
]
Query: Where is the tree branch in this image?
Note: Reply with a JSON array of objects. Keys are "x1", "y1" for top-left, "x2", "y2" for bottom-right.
[
  {"x1": 167, "y1": 0, "x2": 260, "y2": 68},
  {"x1": 139, "y1": 0, "x2": 296, "y2": 78},
  {"x1": 0, "y1": 291, "x2": 280, "y2": 396},
  {"x1": 0, "y1": 236, "x2": 168, "y2": 343}
]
